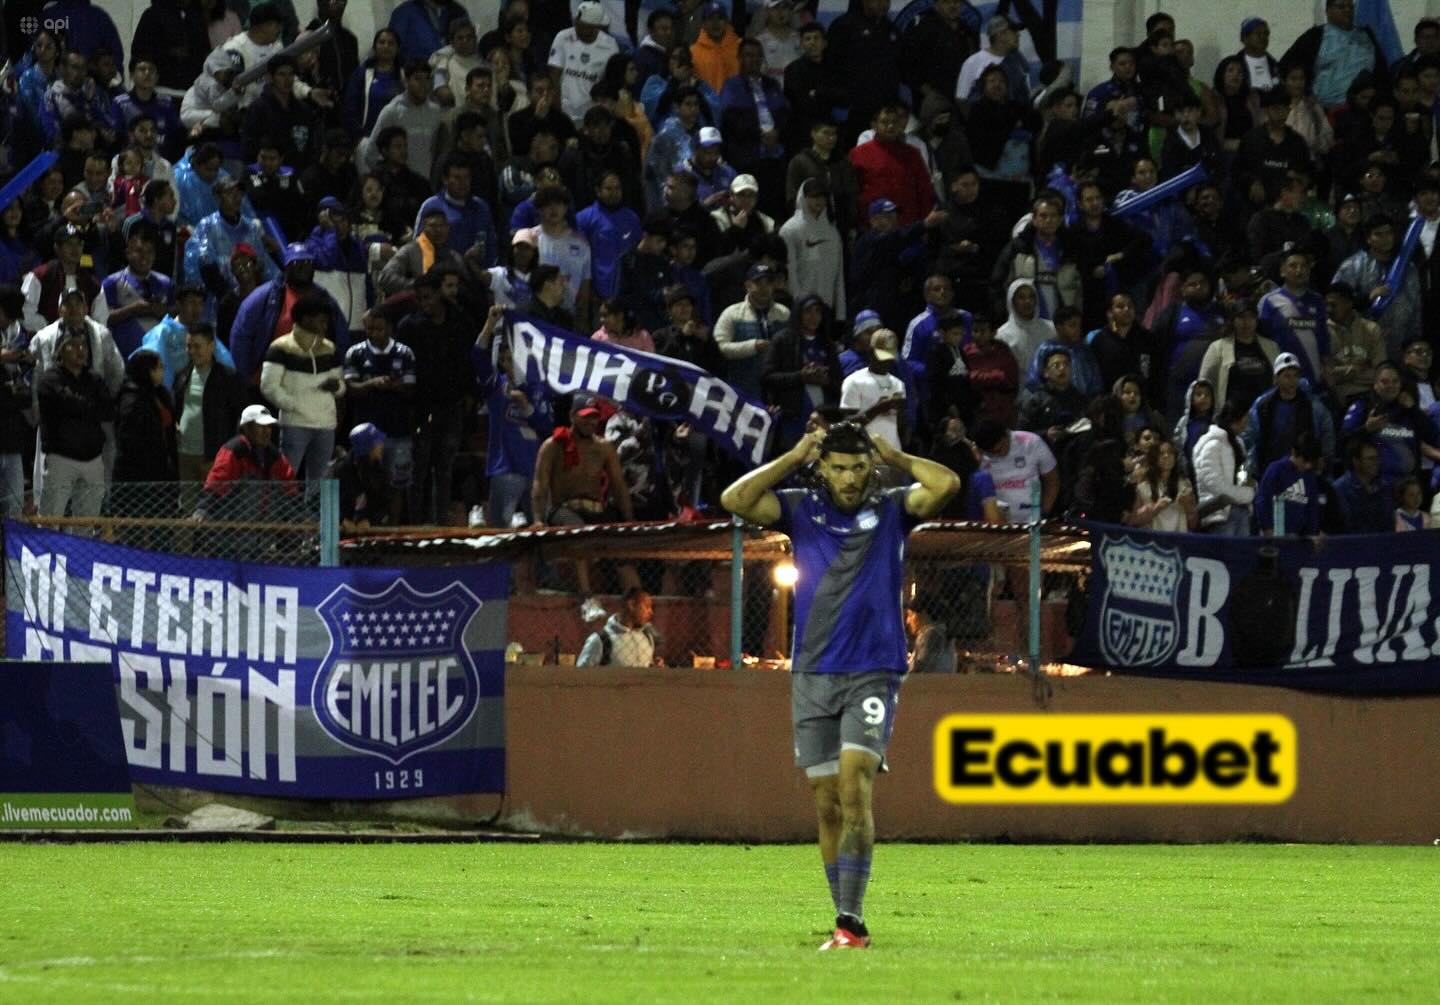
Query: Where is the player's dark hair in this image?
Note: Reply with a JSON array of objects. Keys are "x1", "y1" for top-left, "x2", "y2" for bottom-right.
[{"x1": 819, "y1": 422, "x2": 872, "y2": 458}]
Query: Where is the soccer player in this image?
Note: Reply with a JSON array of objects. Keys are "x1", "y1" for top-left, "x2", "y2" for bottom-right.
[{"x1": 720, "y1": 422, "x2": 959, "y2": 950}]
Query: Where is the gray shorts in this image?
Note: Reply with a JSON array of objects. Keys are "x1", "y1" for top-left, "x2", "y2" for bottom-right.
[{"x1": 791, "y1": 671, "x2": 904, "y2": 777}]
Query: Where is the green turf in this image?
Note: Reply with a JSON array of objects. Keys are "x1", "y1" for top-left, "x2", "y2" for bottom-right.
[{"x1": 0, "y1": 843, "x2": 1435, "y2": 1003}]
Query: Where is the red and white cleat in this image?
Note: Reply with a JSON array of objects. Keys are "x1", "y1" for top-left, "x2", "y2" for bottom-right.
[{"x1": 818, "y1": 923, "x2": 871, "y2": 951}]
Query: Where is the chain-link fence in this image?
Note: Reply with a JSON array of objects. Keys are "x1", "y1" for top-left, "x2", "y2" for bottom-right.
[
  {"x1": 6, "y1": 491, "x2": 1096, "y2": 674},
  {"x1": 11, "y1": 480, "x2": 336, "y2": 565},
  {"x1": 343, "y1": 519, "x2": 1096, "y2": 678},
  {"x1": 343, "y1": 521, "x2": 786, "y2": 669},
  {"x1": 1, "y1": 480, "x2": 337, "y2": 656}
]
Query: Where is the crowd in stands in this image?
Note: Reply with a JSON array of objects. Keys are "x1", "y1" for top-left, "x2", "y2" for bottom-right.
[{"x1": 3, "y1": 0, "x2": 1440, "y2": 542}]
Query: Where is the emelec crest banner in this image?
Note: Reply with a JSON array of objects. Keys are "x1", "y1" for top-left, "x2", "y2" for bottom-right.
[
  {"x1": 1072, "y1": 526, "x2": 1440, "y2": 694},
  {"x1": 4, "y1": 523, "x2": 508, "y2": 799}
]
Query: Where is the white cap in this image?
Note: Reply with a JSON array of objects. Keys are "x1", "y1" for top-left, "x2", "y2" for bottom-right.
[
  {"x1": 1272, "y1": 352, "x2": 1302, "y2": 376},
  {"x1": 575, "y1": 1, "x2": 610, "y2": 27},
  {"x1": 730, "y1": 173, "x2": 758, "y2": 194},
  {"x1": 870, "y1": 329, "x2": 898, "y2": 362},
  {"x1": 698, "y1": 126, "x2": 723, "y2": 147},
  {"x1": 240, "y1": 404, "x2": 278, "y2": 427}
]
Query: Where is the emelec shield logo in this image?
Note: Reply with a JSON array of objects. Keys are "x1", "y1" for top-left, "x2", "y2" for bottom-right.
[
  {"x1": 1098, "y1": 536, "x2": 1183, "y2": 667},
  {"x1": 312, "y1": 580, "x2": 483, "y2": 764}
]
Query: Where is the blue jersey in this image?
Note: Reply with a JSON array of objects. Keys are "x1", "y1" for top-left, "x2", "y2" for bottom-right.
[
  {"x1": 472, "y1": 343, "x2": 553, "y2": 478},
  {"x1": 1258, "y1": 287, "x2": 1328, "y2": 384},
  {"x1": 575, "y1": 202, "x2": 642, "y2": 300},
  {"x1": 1254, "y1": 457, "x2": 1320, "y2": 535},
  {"x1": 776, "y1": 485, "x2": 918, "y2": 674}
]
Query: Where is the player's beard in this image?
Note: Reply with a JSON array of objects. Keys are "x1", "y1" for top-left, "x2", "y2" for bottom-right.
[{"x1": 828, "y1": 474, "x2": 871, "y2": 512}]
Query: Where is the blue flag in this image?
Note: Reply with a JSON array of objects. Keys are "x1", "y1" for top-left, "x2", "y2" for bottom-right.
[
  {"x1": 488, "y1": 311, "x2": 776, "y2": 466},
  {"x1": 1358, "y1": 0, "x2": 1404, "y2": 65}
]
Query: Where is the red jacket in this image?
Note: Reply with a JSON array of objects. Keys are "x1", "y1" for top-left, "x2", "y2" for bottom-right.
[
  {"x1": 848, "y1": 138, "x2": 934, "y2": 227},
  {"x1": 199, "y1": 432, "x2": 298, "y2": 516}
]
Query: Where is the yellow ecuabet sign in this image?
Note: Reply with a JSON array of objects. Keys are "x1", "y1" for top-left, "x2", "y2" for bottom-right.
[{"x1": 933, "y1": 714, "x2": 1297, "y2": 804}]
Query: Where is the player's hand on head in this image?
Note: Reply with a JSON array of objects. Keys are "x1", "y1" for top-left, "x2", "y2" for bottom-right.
[
  {"x1": 795, "y1": 429, "x2": 823, "y2": 466},
  {"x1": 868, "y1": 430, "x2": 899, "y2": 465}
]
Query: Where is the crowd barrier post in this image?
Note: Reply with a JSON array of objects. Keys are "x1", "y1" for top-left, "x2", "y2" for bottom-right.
[
  {"x1": 1029, "y1": 479, "x2": 1042, "y2": 675},
  {"x1": 730, "y1": 516, "x2": 744, "y2": 670},
  {"x1": 320, "y1": 479, "x2": 339, "y2": 567}
]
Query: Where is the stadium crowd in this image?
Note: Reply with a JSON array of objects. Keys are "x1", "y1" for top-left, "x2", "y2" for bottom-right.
[{"x1": 3, "y1": 0, "x2": 1440, "y2": 541}]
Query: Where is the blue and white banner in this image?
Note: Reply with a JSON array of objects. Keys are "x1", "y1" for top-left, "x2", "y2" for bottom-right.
[
  {"x1": 497, "y1": 311, "x2": 775, "y2": 465},
  {"x1": 4, "y1": 522, "x2": 509, "y2": 799},
  {"x1": 1072, "y1": 526, "x2": 1440, "y2": 693}
]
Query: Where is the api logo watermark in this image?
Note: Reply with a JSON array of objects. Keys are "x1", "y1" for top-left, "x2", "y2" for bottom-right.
[{"x1": 19, "y1": 16, "x2": 69, "y2": 36}]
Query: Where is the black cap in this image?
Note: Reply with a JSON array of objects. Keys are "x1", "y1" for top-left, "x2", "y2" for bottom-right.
[
  {"x1": 745, "y1": 263, "x2": 776, "y2": 282},
  {"x1": 936, "y1": 310, "x2": 969, "y2": 330}
]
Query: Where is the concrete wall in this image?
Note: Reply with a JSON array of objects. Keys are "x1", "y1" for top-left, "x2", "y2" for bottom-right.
[{"x1": 501, "y1": 667, "x2": 1440, "y2": 843}]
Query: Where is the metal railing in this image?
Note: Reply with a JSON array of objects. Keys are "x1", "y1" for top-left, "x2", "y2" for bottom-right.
[
  {"x1": 342, "y1": 510, "x2": 1093, "y2": 679},
  {"x1": 8, "y1": 481, "x2": 1092, "y2": 678},
  {"x1": 17, "y1": 480, "x2": 339, "y2": 566}
]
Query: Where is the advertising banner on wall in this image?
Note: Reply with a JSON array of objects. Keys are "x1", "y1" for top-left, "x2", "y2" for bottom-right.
[
  {"x1": 4, "y1": 522, "x2": 509, "y2": 799},
  {"x1": 1071, "y1": 526, "x2": 1440, "y2": 694},
  {"x1": 0, "y1": 661, "x2": 138, "y2": 829}
]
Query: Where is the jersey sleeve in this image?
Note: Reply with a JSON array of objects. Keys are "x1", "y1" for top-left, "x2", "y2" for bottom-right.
[
  {"x1": 886, "y1": 484, "x2": 924, "y2": 532},
  {"x1": 774, "y1": 487, "x2": 804, "y2": 535}
]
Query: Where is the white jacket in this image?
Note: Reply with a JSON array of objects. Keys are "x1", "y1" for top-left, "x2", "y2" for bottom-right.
[
  {"x1": 1192, "y1": 423, "x2": 1255, "y2": 528},
  {"x1": 259, "y1": 328, "x2": 345, "y2": 430}
]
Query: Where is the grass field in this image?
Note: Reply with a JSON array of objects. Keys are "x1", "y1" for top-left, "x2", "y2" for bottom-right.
[{"x1": 1, "y1": 843, "x2": 1436, "y2": 1003}]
